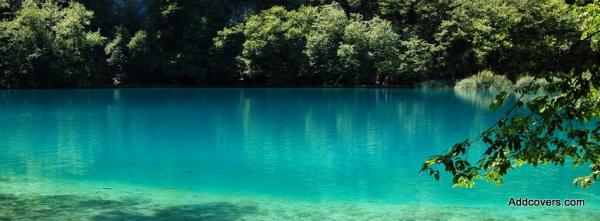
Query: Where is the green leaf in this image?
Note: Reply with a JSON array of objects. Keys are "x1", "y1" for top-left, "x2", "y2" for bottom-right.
[{"x1": 490, "y1": 91, "x2": 508, "y2": 111}]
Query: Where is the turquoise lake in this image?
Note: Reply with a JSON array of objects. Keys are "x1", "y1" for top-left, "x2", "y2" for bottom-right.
[{"x1": 1, "y1": 88, "x2": 600, "y2": 220}]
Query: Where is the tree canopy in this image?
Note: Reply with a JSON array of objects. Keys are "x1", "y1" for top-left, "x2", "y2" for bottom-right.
[
  {"x1": 0, "y1": 0, "x2": 105, "y2": 88},
  {"x1": 0, "y1": 0, "x2": 593, "y2": 87}
]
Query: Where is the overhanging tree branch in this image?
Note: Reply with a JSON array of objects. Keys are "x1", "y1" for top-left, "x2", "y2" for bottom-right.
[{"x1": 421, "y1": 29, "x2": 600, "y2": 188}]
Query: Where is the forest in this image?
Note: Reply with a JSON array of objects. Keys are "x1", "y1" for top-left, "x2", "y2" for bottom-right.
[{"x1": 0, "y1": 0, "x2": 598, "y2": 88}]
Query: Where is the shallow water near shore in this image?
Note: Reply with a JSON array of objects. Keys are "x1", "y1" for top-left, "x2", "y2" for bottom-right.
[{"x1": 1, "y1": 88, "x2": 600, "y2": 220}]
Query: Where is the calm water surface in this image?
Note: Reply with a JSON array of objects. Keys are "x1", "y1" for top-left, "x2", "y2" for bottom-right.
[{"x1": 0, "y1": 88, "x2": 599, "y2": 220}]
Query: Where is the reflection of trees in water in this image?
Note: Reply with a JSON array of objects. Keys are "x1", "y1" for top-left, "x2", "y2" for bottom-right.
[
  {"x1": 0, "y1": 90, "x2": 112, "y2": 178},
  {"x1": 235, "y1": 89, "x2": 493, "y2": 198},
  {"x1": 453, "y1": 89, "x2": 517, "y2": 136},
  {"x1": 454, "y1": 89, "x2": 537, "y2": 109},
  {"x1": 453, "y1": 90, "x2": 542, "y2": 130},
  {"x1": 0, "y1": 89, "x2": 503, "y2": 201},
  {"x1": 453, "y1": 90, "x2": 497, "y2": 108}
]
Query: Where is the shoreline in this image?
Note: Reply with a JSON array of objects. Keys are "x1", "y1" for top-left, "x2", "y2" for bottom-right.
[
  {"x1": 0, "y1": 86, "x2": 455, "y2": 91},
  {"x1": 0, "y1": 81, "x2": 456, "y2": 90}
]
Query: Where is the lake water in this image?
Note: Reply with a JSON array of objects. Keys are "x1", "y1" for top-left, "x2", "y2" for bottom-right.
[{"x1": 0, "y1": 88, "x2": 599, "y2": 220}]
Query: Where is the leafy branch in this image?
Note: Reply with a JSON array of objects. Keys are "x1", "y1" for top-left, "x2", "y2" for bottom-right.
[{"x1": 421, "y1": 27, "x2": 600, "y2": 188}]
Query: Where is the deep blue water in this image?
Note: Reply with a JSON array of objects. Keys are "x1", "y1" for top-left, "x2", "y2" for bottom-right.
[{"x1": 0, "y1": 89, "x2": 599, "y2": 219}]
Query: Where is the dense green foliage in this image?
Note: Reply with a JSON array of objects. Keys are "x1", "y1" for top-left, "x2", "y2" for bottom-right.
[
  {"x1": 0, "y1": 0, "x2": 594, "y2": 87},
  {"x1": 422, "y1": 0, "x2": 600, "y2": 188},
  {"x1": 0, "y1": 0, "x2": 105, "y2": 88},
  {"x1": 214, "y1": 4, "x2": 425, "y2": 86}
]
